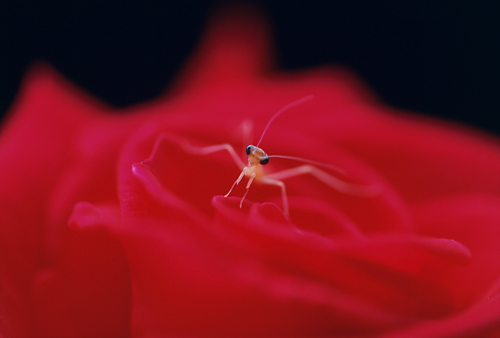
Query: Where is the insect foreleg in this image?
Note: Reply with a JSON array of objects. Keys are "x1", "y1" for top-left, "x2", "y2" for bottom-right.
[
  {"x1": 224, "y1": 167, "x2": 247, "y2": 198},
  {"x1": 239, "y1": 172, "x2": 257, "y2": 208}
]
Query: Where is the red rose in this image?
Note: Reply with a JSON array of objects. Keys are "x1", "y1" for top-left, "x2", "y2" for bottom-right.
[{"x1": 1, "y1": 5, "x2": 500, "y2": 338}]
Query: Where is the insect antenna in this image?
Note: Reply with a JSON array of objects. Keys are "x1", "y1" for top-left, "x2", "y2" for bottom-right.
[
  {"x1": 256, "y1": 95, "x2": 314, "y2": 147},
  {"x1": 256, "y1": 95, "x2": 347, "y2": 174}
]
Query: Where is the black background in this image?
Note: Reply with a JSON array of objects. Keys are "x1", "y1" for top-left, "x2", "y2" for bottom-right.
[{"x1": 1, "y1": 1, "x2": 499, "y2": 135}]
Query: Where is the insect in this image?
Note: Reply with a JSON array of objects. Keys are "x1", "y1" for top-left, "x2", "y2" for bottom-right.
[{"x1": 181, "y1": 95, "x2": 377, "y2": 219}]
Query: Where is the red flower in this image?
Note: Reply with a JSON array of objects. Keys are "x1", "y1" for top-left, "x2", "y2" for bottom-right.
[{"x1": 1, "y1": 5, "x2": 500, "y2": 338}]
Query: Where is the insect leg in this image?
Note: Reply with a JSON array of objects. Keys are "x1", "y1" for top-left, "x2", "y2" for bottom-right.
[
  {"x1": 265, "y1": 165, "x2": 379, "y2": 196},
  {"x1": 180, "y1": 142, "x2": 251, "y2": 198},
  {"x1": 240, "y1": 172, "x2": 257, "y2": 208},
  {"x1": 180, "y1": 142, "x2": 247, "y2": 169},
  {"x1": 256, "y1": 177, "x2": 289, "y2": 219},
  {"x1": 224, "y1": 167, "x2": 247, "y2": 198}
]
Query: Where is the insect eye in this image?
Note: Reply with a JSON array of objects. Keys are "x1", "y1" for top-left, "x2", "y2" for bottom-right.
[
  {"x1": 246, "y1": 145, "x2": 253, "y2": 155},
  {"x1": 260, "y1": 156, "x2": 269, "y2": 165}
]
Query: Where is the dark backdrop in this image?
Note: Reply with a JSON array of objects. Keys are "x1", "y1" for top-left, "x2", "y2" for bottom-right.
[{"x1": 1, "y1": 1, "x2": 499, "y2": 135}]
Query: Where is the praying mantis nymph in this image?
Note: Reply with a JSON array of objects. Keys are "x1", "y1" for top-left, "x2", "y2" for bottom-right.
[{"x1": 180, "y1": 95, "x2": 378, "y2": 219}]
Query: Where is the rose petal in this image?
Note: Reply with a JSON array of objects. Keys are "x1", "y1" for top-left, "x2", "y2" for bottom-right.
[
  {"x1": 30, "y1": 227, "x2": 131, "y2": 338},
  {"x1": 109, "y1": 217, "x2": 404, "y2": 337},
  {"x1": 0, "y1": 65, "x2": 130, "y2": 337},
  {"x1": 412, "y1": 194, "x2": 500, "y2": 308},
  {"x1": 212, "y1": 196, "x2": 473, "y2": 318},
  {"x1": 335, "y1": 105, "x2": 500, "y2": 202},
  {"x1": 385, "y1": 295, "x2": 500, "y2": 338},
  {"x1": 3, "y1": 4, "x2": 500, "y2": 337},
  {"x1": 174, "y1": 3, "x2": 272, "y2": 92}
]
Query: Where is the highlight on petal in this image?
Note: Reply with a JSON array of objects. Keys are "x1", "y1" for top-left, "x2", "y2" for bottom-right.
[
  {"x1": 482, "y1": 275, "x2": 500, "y2": 304},
  {"x1": 409, "y1": 237, "x2": 471, "y2": 265},
  {"x1": 68, "y1": 201, "x2": 121, "y2": 230}
]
